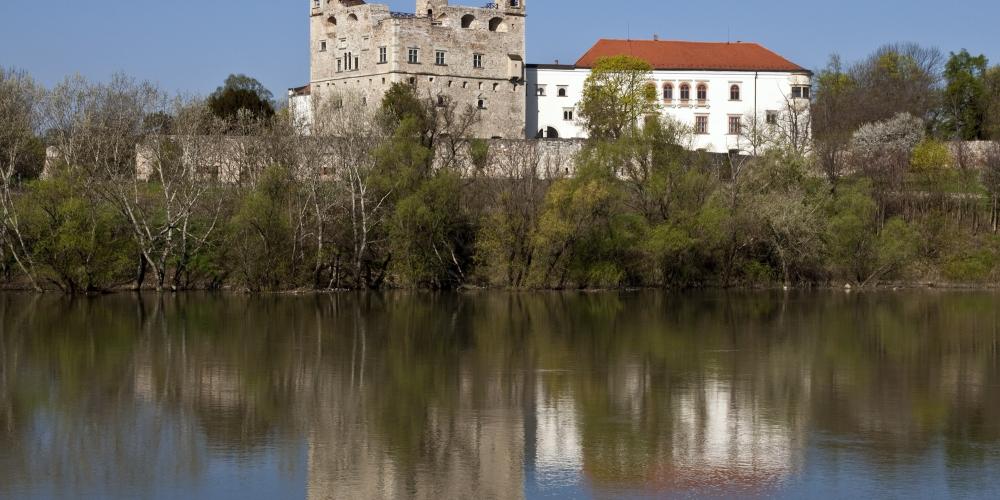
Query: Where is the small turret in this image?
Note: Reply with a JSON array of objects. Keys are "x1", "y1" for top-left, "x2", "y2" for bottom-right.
[{"x1": 416, "y1": 0, "x2": 448, "y2": 17}]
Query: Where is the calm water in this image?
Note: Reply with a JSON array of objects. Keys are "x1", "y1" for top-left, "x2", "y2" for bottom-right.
[{"x1": 1, "y1": 291, "x2": 1000, "y2": 499}]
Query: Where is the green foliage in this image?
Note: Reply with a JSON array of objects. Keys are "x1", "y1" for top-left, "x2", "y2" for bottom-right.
[
  {"x1": 826, "y1": 182, "x2": 879, "y2": 282},
  {"x1": 577, "y1": 56, "x2": 657, "y2": 140},
  {"x1": 943, "y1": 50, "x2": 989, "y2": 140},
  {"x1": 389, "y1": 172, "x2": 474, "y2": 289},
  {"x1": 19, "y1": 174, "x2": 136, "y2": 292},
  {"x1": 208, "y1": 74, "x2": 275, "y2": 121},
  {"x1": 228, "y1": 165, "x2": 296, "y2": 291},
  {"x1": 910, "y1": 139, "x2": 956, "y2": 191}
]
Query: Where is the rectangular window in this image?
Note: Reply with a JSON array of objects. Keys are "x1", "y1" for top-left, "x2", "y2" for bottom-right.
[
  {"x1": 319, "y1": 40, "x2": 327, "y2": 52},
  {"x1": 766, "y1": 111, "x2": 778, "y2": 125},
  {"x1": 313, "y1": 0, "x2": 320, "y2": 8},
  {"x1": 337, "y1": 60, "x2": 342, "y2": 72},
  {"x1": 792, "y1": 85, "x2": 811, "y2": 99},
  {"x1": 477, "y1": 98, "x2": 487, "y2": 110},
  {"x1": 473, "y1": 53, "x2": 484, "y2": 69},
  {"x1": 563, "y1": 108, "x2": 574, "y2": 121},
  {"x1": 378, "y1": 47, "x2": 387, "y2": 64},
  {"x1": 436, "y1": 50, "x2": 446, "y2": 66},
  {"x1": 695, "y1": 115, "x2": 709, "y2": 135},
  {"x1": 728, "y1": 116, "x2": 741, "y2": 135},
  {"x1": 408, "y1": 48, "x2": 419, "y2": 64}
]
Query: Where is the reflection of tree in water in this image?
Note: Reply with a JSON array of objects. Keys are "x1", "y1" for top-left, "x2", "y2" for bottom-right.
[{"x1": 1, "y1": 291, "x2": 1000, "y2": 497}]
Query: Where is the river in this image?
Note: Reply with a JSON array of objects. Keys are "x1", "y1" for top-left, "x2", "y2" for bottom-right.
[{"x1": 1, "y1": 291, "x2": 999, "y2": 499}]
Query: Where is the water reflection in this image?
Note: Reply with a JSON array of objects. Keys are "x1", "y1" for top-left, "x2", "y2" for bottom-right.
[{"x1": 1, "y1": 291, "x2": 1000, "y2": 498}]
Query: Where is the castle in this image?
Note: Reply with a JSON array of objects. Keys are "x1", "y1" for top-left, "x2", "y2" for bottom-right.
[
  {"x1": 297, "y1": 0, "x2": 527, "y2": 139},
  {"x1": 291, "y1": 0, "x2": 813, "y2": 153}
]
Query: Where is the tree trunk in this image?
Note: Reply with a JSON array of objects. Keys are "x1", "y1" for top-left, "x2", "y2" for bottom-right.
[{"x1": 134, "y1": 256, "x2": 147, "y2": 291}]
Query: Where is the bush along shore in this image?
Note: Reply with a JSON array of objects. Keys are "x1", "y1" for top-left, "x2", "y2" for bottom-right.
[{"x1": 3, "y1": 46, "x2": 1000, "y2": 293}]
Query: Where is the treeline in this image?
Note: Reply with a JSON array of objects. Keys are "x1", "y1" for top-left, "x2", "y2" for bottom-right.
[{"x1": 1, "y1": 43, "x2": 1000, "y2": 293}]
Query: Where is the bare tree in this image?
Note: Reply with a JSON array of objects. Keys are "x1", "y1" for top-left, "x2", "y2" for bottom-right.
[
  {"x1": 314, "y1": 92, "x2": 392, "y2": 288},
  {"x1": 984, "y1": 141, "x2": 1000, "y2": 233}
]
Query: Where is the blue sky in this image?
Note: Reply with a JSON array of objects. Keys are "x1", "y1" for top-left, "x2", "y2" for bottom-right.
[{"x1": 2, "y1": 0, "x2": 998, "y2": 100}]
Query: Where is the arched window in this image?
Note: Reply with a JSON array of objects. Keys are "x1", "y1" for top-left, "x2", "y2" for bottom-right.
[
  {"x1": 461, "y1": 14, "x2": 475, "y2": 29},
  {"x1": 730, "y1": 84, "x2": 741, "y2": 101},
  {"x1": 347, "y1": 13, "x2": 358, "y2": 21},
  {"x1": 535, "y1": 127, "x2": 559, "y2": 139},
  {"x1": 679, "y1": 83, "x2": 690, "y2": 101},
  {"x1": 697, "y1": 84, "x2": 707, "y2": 101},
  {"x1": 557, "y1": 87, "x2": 567, "y2": 97},
  {"x1": 663, "y1": 83, "x2": 673, "y2": 101},
  {"x1": 326, "y1": 15, "x2": 337, "y2": 26},
  {"x1": 488, "y1": 17, "x2": 504, "y2": 32}
]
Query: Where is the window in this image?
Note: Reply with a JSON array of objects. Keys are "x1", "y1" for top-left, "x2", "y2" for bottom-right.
[
  {"x1": 730, "y1": 84, "x2": 740, "y2": 101},
  {"x1": 563, "y1": 108, "x2": 574, "y2": 121},
  {"x1": 697, "y1": 84, "x2": 707, "y2": 101},
  {"x1": 473, "y1": 53, "x2": 484, "y2": 69},
  {"x1": 320, "y1": 40, "x2": 327, "y2": 52},
  {"x1": 378, "y1": 46, "x2": 387, "y2": 64},
  {"x1": 354, "y1": 56, "x2": 359, "y2": 71},
  {"x1": 663, "y1": 83, "x2": 673, "y2": 101},
  {"x1": 313, "y1": 0, "x2": 320, "y2": 8},
  {"x1": 766, "y1": 110, "x2": 778, "y2": 125},
  {"x1": 728, "y1": 116, "x2": 741, "y2": 135},
  {"x1": 792, "y1": 85, "x2": 811, "y2": 99},
  {"x1": 437, "y1": 95, "x2": 446, "y2": 107},
  {"x1": 436, "y1": 50, "x2": 446, "y2": 65},
  {"x1": 536, "y1": 85, "x2": 546, "y2": 96},
  {"x1": 557, "y1": 86, "x2": 567, "y2": 97},
  {"x1": 408, "y1": 48, "x2": 419, "y2": 64},
  {"x1": 337, "y1": 60, "x2": 342, "y2": 72},
  {"x1": 477, "y1": 98, "x2": 487, "y2": 109},
  {"x1": 680, "y1": 83, "x2": 690, "y2": 101},
  {"x1": 695, "y1": 115, "x2": 708, "y2": 134}
]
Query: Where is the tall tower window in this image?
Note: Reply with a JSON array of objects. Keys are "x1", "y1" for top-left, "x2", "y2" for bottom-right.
[
  {"x1": 473, "y1": 53, "x2": 484, "y2": 69},
  {"x1": 379, "y1": 47, "x2": 387, "y2": 64}
]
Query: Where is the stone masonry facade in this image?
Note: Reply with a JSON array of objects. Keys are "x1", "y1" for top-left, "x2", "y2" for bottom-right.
[{"x1": 309, "y1": 0, "x2": 527, "y2": 139}]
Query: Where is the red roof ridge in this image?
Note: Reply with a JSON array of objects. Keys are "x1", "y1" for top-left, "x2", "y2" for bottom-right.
[{"x1": 575, "y1": 39, "x2": 807, "y2": 73}]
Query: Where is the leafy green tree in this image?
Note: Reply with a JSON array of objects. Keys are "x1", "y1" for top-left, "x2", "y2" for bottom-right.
[
  {"x1": 985, "y1": 66, "x2": 1000, "y2": 140},
  {"x1": 943, "y1": 50, "x2": 989, "y2": 140},
  {"x1": 207, "y1": 74, "x2": 275, "y2": 122},
  {"x1": 228, "y1": 165, "x2": 297, "y2": 291},
  {"x1": 577, "y1": 55, "x2": 658, "y2": 140},
  {"x1": 20, "y1": 173, "x2": 136, "y2": 292}
]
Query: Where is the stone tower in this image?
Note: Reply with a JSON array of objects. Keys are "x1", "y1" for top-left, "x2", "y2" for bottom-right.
[{"x1": 307, "y1": 0, "x2": 527, "y2": 138}]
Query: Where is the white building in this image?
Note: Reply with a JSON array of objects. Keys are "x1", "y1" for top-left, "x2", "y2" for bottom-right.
[{"x1": 527, "y1": 39, "x2": 812, "y2": 153}]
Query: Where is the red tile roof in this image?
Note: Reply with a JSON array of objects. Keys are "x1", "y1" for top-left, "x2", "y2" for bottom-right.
[{"x1": 575, "y1": 39, "x2": 808, "y2": 73}]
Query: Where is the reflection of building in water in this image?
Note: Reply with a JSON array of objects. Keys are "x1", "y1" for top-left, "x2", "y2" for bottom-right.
[
  {"x1": 659, "y1": 377, "x2": 805, "y2": 491},
  {"x1": 531, "y1": 377, "x2": 583, "y2": 487},
  {"x1": 306, "y1": 366, "x2": 526, "y2": 500}
]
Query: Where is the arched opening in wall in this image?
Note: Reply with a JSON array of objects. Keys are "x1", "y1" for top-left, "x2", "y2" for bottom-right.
[
  {"x1": 347, "y1": 13, "x2": 358, "y2": 21},
  {"x1": 437, "y1": 13, "x2": 449, "y2": 27},
  {"x1": 488, "y1": 17, "x2": 506, "y2": 32},
  {"x1": 535, "y1": 126, "x2": 559, "y2": 139},
  {"x1": 326, "y1": 15, "x2": 337, "y2": 26},
  {"x1": 662, "y1": 83, "x2": 673, "y2": 101},
  {"x1": 461, "y1": 14, "x2": 475, "y2": 29}
]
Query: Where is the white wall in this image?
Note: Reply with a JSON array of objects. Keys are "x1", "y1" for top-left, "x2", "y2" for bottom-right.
[{"x1": 527, "y1": 66, "x2": 811, "y2": 153}]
